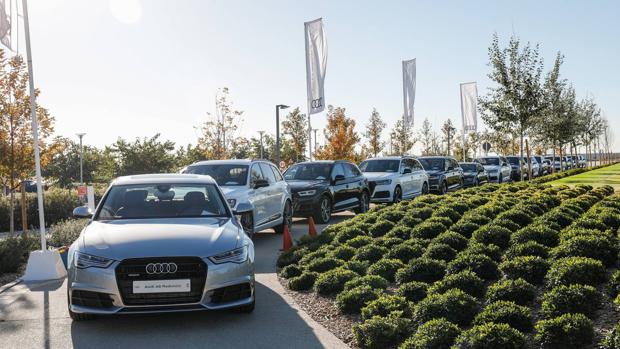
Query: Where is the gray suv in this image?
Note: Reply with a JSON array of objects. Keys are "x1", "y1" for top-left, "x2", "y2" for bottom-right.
[{"x1": 183, "y1": 160, "x2": 292, "y2": 238}]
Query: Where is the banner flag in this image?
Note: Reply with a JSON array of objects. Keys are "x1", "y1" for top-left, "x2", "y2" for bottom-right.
[
  {"x1": 0, "y1": 0, "x2": 11, "y2": 50},
  {"x1": 460, "y1": 82, "x2": 478, "y2": 134},
  {"x1": 304, "y1": 18, "x2": 327, "y2": 115},
  {"x1": 402, "y1": 59, "x2": 416, "y2": 127}
]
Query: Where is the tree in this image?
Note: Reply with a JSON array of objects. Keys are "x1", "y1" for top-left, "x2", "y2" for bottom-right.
[
  {"x1": 364, "y1": 108, "x2": 386, "y2": 157},
  {"x1": 390, "y1": 119, "x2": 416, "y2": 155},
  {"x1": 106, "y1": 134, "x2": 177, "y2": 176},
  {"x1": 175, "y1": 144, "x2": 205, "y2": 169},
  {"x1": 42, "y1": 138, "x2": 105, "y2": 187},
  {"x1": 441, "y1": 119, "x2": 456, "y2": 156},
  {"x1": 314, "y1": 106, "x2": 360, "y2": 161},
  {"x1": 281, "y1": 107, "x2": 308, "y2": 162},
  {"x1": 418, "y1": 118, "x2": 434, "y2": 155},
  {"x1": 578, "y1": 98, "x2": 602, "y2": 168},
  {"x1": 479, "y1": 34, "x2": 545, "y2": 180},
  {"x1": 196, "y1": 87, "x2": 244, "y2": 160}
]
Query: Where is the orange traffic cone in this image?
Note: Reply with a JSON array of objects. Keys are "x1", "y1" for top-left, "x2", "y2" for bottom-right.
[
  {"x1": 308, "y1": 216, "x2": 317, "y2": 237},
  {"x1": 281, "y1": 224, "x2": 293, "y2": 251}
]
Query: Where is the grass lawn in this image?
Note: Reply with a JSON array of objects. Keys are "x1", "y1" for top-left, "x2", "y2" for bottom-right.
[{"x1": 550, "y1": 162, "x2": 620, "y2": 189}]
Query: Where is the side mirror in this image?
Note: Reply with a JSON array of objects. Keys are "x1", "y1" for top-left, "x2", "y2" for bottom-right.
[
  {"x1": 253, "y1": 179, "x2": 270, "y2": 189},
  {"x1": 233, "y1": 202, "x2": 253, "y2": 216},
  {"x1": 333, "y1": 174, "x2": 345, "y2": 182},
  {"x1": 73, "y1": 206, "x2": 92, "y2": 218},
  {"x1": 402, "y1": 168, "x2": 412, "y2": 174}
]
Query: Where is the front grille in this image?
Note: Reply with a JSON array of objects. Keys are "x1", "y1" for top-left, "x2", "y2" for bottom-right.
[
  {"x1": 72, "y1": 290, "x2": 114, "y2": 309},
  {"x1": 116, "y1": 257, "x2": 207, "y2": 306},
  {"x1": 209, "y1": 283, "x2": 252, "y2": 304}
]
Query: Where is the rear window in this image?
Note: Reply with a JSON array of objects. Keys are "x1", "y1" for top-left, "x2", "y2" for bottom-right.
[
  {"x1": 183, "y1": 164, "x2": 248, "y2": 186},
  {"x1": 476, "y1": 157, "x2": 499, "y2": 166}
]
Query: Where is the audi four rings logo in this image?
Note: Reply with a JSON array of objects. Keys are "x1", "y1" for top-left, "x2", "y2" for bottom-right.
[
  {"x1": 145, "y1": 262, "x2": 178, "y2": 274},
  {"x1": 311, "y1": 97, "x2": 323, "y2": 109}
]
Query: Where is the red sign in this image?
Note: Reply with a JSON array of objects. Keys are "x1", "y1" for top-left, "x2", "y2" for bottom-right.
[{"x1": 77, "y1": 185, "x2": 87, "y2": 197}]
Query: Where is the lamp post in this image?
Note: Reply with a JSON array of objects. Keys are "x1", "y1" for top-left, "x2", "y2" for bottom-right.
[
  {"x1": 76, "y1": 133, "x2": 86, "y2": 184},
  {"x1": 275, "y1": 104, "x2": 289, "y2": 165},
  {"x1": 258, "y1": 131, "x2": 265, "y2": 159}
]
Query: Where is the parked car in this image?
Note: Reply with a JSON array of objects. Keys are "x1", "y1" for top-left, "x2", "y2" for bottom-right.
[
  {"x1": 474, "y1": 156, "x2": 512, "y2": 183},
  {"x1": 577, "y1": 155, "x2": 587, "y2": 168},
  {"x1": 459, "y1": 162, "x2": 489, "y2": 187},
  {"x1": 506, "y1": 156, "x2": 529, "y2": 181},
  {"x1": 533, "y1": 156, "x2": 549, "y2": 176},
  {"x1": 283, "y1": 160, "x2": 370, "y2": 223},
  {"x1": 544, "y1": 156, "x2": 566, "y2": 172},
  {"x1": 68, "y1": 174, "x2": 255, "y2": 321},
  {"x1": 564, "y1": 156, "x2": 574, "y2": 169},
  {"x1": 526, "y1": 157, "x2": 540, "y2": 178},
  {"x1": 418, "y1": 156, "x2": 463, "y2": 194},
  {"x1": 359, "y1": 156, "x2": 429, "y2": 203},
  {"x1": 182, "y1": 159, "x2": 292, "y2": 237}
]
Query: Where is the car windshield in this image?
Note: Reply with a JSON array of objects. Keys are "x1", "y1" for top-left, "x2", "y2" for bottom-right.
[
  {"x1": 183, "y1": 164, "x2": 248, "y2": 186},
  {"x1": 460, "y1": 164, "x2": 477, "y2": 171},
  {"x1": 476, "y1": 157, "x2": 499, "y2": 166},
  {"x1": 506, "y1": 157, "x2": 520, "y2": 165},
  {"x1": 284, "y1": 163, "x2": 332, "y2": 181},
  {"x1": 95, "y1": 183, "x2": 229, "y2": 220},
  {"x1": 359, "y1": 159, "x2": 400, "y2": 173},
  {"x1": 418, "y1": 158, "x2": 444, "y2": 171}
]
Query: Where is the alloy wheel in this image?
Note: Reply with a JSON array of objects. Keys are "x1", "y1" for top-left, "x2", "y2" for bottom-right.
[
  {"x1": 393, "y1": 187, "x2": 402, "y2": 203},
  {"x1": 320, "y1": 197, "x2": 331, "y2": 223}
]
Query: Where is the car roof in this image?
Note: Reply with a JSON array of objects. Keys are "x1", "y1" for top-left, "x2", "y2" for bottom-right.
[
  {"x1": 364, "y1": 156, "x2": 411, "y2": 161},
  {"x1": 418, "y1": 156, "x2": 452, "y2": 160},
  {"x1": 112, "y1": 173, "x2": 217, "y2": 186},
  {"x1": 295, "y1": 160, "x2": 338, "y2": 165},
  {"x1": 459, "y1": 162, "x2": 478, "y2": 165},
  {"x1": 189, "y1": 159, "x2": 272, "y2": 166}
]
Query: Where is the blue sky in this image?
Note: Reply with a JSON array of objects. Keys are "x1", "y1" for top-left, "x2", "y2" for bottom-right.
[{"x1": 21, "y1": 0, "x2": 620, "y2": 151}]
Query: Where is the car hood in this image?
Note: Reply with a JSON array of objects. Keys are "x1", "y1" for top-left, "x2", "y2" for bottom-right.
[
  {"x1": 219, "y1": 186, "x2": 247, "y2": 198},
  {"x1": 425, "y1": 170, "x2": 444, "y2": 176},
  {"x1": 79, "y1": 217, "x2": 241, "y2": 260},
  {"x1": 364, "y1": 172, "x2": 397, "y2": 181},
  {"x1": 286, "y1": 180, "x2": 328, "y2": 192},
  {"x1": 482, "y1": 165, "x2": 499, "y2": 171}
]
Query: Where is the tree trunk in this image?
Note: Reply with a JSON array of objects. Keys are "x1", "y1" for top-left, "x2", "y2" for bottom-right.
[
  {"x1": 21, "y1": 182, "x2": 28, "y2": 238},
  {"x1": 552, "y1": 146, "x2": 556, "y2": 174},
  {"x1": 519, "y1": 132, "x2": 524, "y2": 181},
  {"x1": 526, "y1": 139, "x2": 532, "y2": 181},
  {"x1": 559, "y1": 146, "x2": 563, "y2": 172}
]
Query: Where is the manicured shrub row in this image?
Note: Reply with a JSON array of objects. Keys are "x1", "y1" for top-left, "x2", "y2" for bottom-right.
[{"x1": 531, "y1": 162, "x2": 619, "y2": 184}]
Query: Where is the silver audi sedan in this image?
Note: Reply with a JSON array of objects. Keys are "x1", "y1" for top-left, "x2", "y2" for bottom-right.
[{"x1": 67, "y1": 174, "x2": 255, "y2": 320}]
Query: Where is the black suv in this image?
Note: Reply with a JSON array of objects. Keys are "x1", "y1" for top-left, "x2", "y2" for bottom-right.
[
  {"x1": 505, "y1": 156, "x2": 529, "y2": 181},
  {"x1": 418, "y1": 156, "x2": 464, "y2": 194},
  {"x1": 283, "y1": 160, "x2": 370, "y2": 223}
]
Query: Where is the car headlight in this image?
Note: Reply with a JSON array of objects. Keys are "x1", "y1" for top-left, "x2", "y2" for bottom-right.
[
  {"x1": 74, "y1": 252, "x2": 114, "y2": 269},
  {"x1": 375, "y1": 179, "x2": 392, "y2": 185},
  {"x1": 298, "y1": 189, "x2": 317, "y2": 197},
  {"x1": 208, "y1": 246, "x2": 249, "y2": 264},
  {"x1": 227, "y1": 198, "x2": 237, "y2": 208}
]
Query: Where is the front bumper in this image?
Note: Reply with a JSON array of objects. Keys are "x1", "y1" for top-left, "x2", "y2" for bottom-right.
[
  {"x1": 68, "y1": 256, "x2": 255, "y2": 315},
  {"x1": 462, "y1": 176, "x2": 477, "y2": 187},
  {"x1": 370, "y1": 183, "x2": 393, "y2": 203},
  {"x1": 292, "y1": 194, "x2": 322, "y2": 217}
]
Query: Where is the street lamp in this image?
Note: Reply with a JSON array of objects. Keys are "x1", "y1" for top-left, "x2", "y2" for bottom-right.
[
  {"x1": 275, "y1": 104, "x2": 289, "y2": 165},
  {"x1": 76, "y1": 133, "x2": 86, "y2": 184},
  {"x1": 258, "y1": 131, "x2": 265, "y2": 159}
]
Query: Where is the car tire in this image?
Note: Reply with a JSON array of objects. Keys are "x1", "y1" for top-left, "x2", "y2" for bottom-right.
[
  {"x1": 393, "y1": 186, "x2": 402, "y2": 203},
  {"x1": 440, "y1": 181, "x2": 448, "y2": 195},
  {"x1": 354, "y1": 191, "x2": 370, "y2": 214},
  {"x1": 313, "y1": 195, "x2": 332, "y2": 224},
  {"x1": 421, "y1": 182, "x2": 429, "y2": 195},
  {"x1": 474, "y1": 178, "x2": 479, "y2": 186},
  {"x1": 240, "y1": 212, "x2": 254, "y2": 239},
  {"x1": 498, "y1": 174, "x2": 503, "y2": 183},
  {"x1": 273, "y1": 201, "x2": 292, "y2": 235}
]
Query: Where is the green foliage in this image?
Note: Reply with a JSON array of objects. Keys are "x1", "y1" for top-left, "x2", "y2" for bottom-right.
[
  {"x1": 399, "y1": 318, "x2": 461, "y2": 349},
  {"x1": 504, "y1": 241, "x2": 549, "y2": 260},
  {"x1": 496, "y1": 209, "x2": 534, "y2": 228},
  {"x1": 409, "y1": 206, "x2": 433, "y2": 220},
  {"x1": 335, "y1": 226, "x2": 367, "y2": 244},
  {"x1": 279, "y1": 264, "x2": 303, "y2": 279},
  {"x1": 463, "y1": 242, "x2": 502, "y2": 262},
  {"x1": 423, "y1": 243, "x2": 457, "y2": 262},
  {"x1": 386, "y1": 243, "x2": 425, "y2": 263},
  {"x1": 0, "y1": 236, "x2": 38, "y2": 273},
  {"x1": 276, "y1": 247, "x2": 307, "y2": 268},
  {"x1": 288, "y1": 271, "x2": 319, "y2": 291},
  {"x1": 353, "y1": 316, "x2": 413, "y2": 349},
  {"x1": 510, "y1": 224, "x2": 559, "y2": 247},
  {"x1": 411, "y1": 221, "x2": 448, "y2": 240},
  {"x1": 354, "y1": 244, "x2": 389, "y2": 263},
  {"x1": 397, "y1": 281, "x2": 428, "y2": 302},
  {"x1": 361, "y1": 295, "x2": 412, "y2": 321},
  {"x1": 345, "y1": 235, "x2": 374, "y2": 248},
  {"x1": 396, "y1": 258, "x2": 446, "y2": 284},
  {"x1": 453, "y1": 322, "x2": 527, "y2": 349},
  {"x1": 611, "y1": 269, "x2": 620, "y2": 297},
  {"x1": 534, "y1": 313, "x2": 594, "y2": 349},
  {"x1": 413, "y1": 288, "x2": 478, "y2": 326},
  {"x1": 551, "y1": 234, "x2": 618, "y2": 266},
  {"x1": 433, "y1": 231, "x2": 469, "y2": 251},
  {"x1": 306, "y1": 256, "x2": 343, "y2": 273},
  {"x1": 105, "y1": 134, "x2": 178, "y2": 176},
  {"x1": 602, "y1": 323, "x2": 620, "y2": 349},
  {"x1": 540, "y1": 284, "x2": 600, "y2": 319},
  {"x1": 447, "y1": 252, "x2": 499, "y2": 280},
  {"x1": 433, "y1": 207, "x2": 462, "y2": 223},
  {"x1": 450, "y1": 221, "x2": 480, "y2": 238},
  {"x1": 48, "y1": 218, "x2": 89, "y2": 247},
  {"x1": 336, "y1": 285, "x2": 381, "y2": 314},
  {"x1": 368, "y1": 258, "x2": 405, "y2": 282},
  {"x1": 499, "y1": 256, "x2": 549, "y2": 285},
  {"x1": 344, "y1": 274, "x2": 389, "y2": 291},
  {"x1": 485, "y1": 278, "x2": 536, "y2": 306},
  {"x1": 428, "y1": 270, "x2": 484, "y2": 298},
  {"x1": 472, "y1": 225, "x2": 512, "y2": 249},
  {"x1": 313, "y1": 268, "x2": 358, "y2": 295},
  {"x1": 329, "y1": 245, "x2": 356, "y2": 260},
  {"x1": 545, "y1": 257, "x2": 606, "y2": 287},
  {"x1": 346, "y1": 259, "x2": 370, "y2": 276},
  {"x1": 474, "y1": 300, "x2": 533, "y2": 333},
  {"x1": 369, "y1": 220, "x2": 395, "y2": 238}
]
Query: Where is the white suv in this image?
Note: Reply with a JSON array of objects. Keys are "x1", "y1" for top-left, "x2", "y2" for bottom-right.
[
  {"x1": 183, "y1": 160, "x2": 292, "y2": 238},
  {"x1": 359, "y1": 156, "x2": 429, "y2": 203}
]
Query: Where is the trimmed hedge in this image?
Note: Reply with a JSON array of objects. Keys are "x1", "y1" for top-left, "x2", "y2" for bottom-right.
[
  {"x1": 344, "y1": 274, "x2": 389, "y2": 291},
  {"x1": 510, "y1": 225, "x2": 559, "y2": 247},
  {"x1": 474, "y1": 300, "x2": 533, "y2": 333},
  {"x1": 428, "y1": 270, "x2": 485, "y2": 298},
  {"x1": 423, "y1": 243, "x2": 457, "y2": 262},
  {"x1": 485, "y1": 278, "x2": 537, "y2": 306},
  {"x1": 413, "y1": 288, "x2": 478, "y2": 326},
  {"x1": 447, "y1": 252, "x2": 499, "y2": 280},
  {"x1": 396, "y1": 258, "x2": 446, "y2": 284},
  {"x1": 399, "y1": 318, "x2": 460, "y2": 349},
  {"x1": 288, "y1": 271, "x2": 318, "y2": 291},
  {"x1": 336, "y1": 285, "x2": 380, "y2": 314},
  {"x1": 397, "y1": 281, "x2": 429, "y2": 303},
  {"x1": 313, "y1": 268, "x2": 358, "y2": 295},
  {"x1": 540, "y1": 284, "x2": 600, "y2": 319},
  {"x1": 545, "y1": 257, "x2": 606, "y2": 287},
  {"x1": 453, "y1": 322, "x2": 527, "y2": 349},
  {"x1": 504, "y1": 241, "x2": 549, "y2": 260},
  {"x1": 361, "y1": 294, "x2": 412, "y2": 321},
  {"x1": 368, "y1": 258, "x2": 405, "y2": 282},
  {"x1": 472, "y1": 225, "x2": 512, "y2": 249},
  {"x1": 386, "y1": 243, "x2": 425, "y2": 263},
  {"x1": 353, "y1": 316, "x2": 414, "y2": 349},
  {"x1": 534, "y1": 313, "x2": 594, "y2": 349},
  {"x1": 499, "y1": 256, "x2": 549, "y2": 285}
]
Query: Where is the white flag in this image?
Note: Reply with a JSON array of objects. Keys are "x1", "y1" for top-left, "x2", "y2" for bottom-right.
[
  {"x1": 305, "y1": 18, "x2": 327, "y2": 115},
  {"x1": 460, "y1": 82, "x2": 478, "y2": 134},
  {"x1": 0, "y1": 0, "x2": 10, "y2": 50},
  {"x1": 402, "y1": 59, "x2": 416, "y2": 127}
]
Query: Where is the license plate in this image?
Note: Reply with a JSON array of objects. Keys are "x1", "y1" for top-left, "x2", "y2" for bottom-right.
[{"x1": 132, "y1": 279, "x2": 191, "y2": 294}]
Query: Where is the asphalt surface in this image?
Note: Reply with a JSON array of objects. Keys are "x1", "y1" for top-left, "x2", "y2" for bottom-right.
[{"x1": 0, "y1": 213, "x2": 354, "y2": 349}]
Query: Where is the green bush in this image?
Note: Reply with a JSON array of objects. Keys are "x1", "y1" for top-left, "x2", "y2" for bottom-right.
[
  {"x1": 386, "y1": 243, "x2": 425, "y2": 263},
  {"x1": 550, "y1": 235, "x2": 618, "y2": 266},
  {"x1": 368, "y1": 258, "x2": 405, "y2": 282},
  {"x1": 493, "y1": 218, "x2": 522, "y2": 232},
  {"x1": 504, "y1": 241, "x2": 549, "y2": 260},
  {"x1": 353, "y1": 316, "x2": 413, "y2": 349},
  {"x1": 48, "y1": 218, "x2": 89, "y2": 247},
  {"x1": 610, "y1": 269, "x2": 620, "y2": 297},
  {"x1": 572, "y1": 217, "x2": 609, "y2": 231},
  {"x1": 453, "y1": 322, "x2": 526, "y2": 349},
  {"x1": 472, "y1": 225, "x2": 512, "y2": 249},
  {"x1": 540, "y1": 284, "x2": 600, "y2": 319},
  {"x1": 474, "y1": 300, "x2": 533, "y2": 333},
  {"x1": 499, "y1": 256, "x2": 549, "y2": 285},
  {"x1": 433, "y1": 231, "x2": 468, "y2": 251},
  {"x1": 344, "y1": 274, "x2": 389, "y2": 291},
  {"x1": 413, "y1": 288, "x2": 478, "y2": 326},
  {"x1": 411, "y1": 221, "x2": 448, "y2": 240},
  {"x1": 335, "y1": 226, "x2": 367, "y2": 244},
  {"x1": 397, "y1": 281, "x2": 428, "y2": 302},
  {"x1": 288, "y1": 271, "x2": 319, "y2": 291},
  {"x1": 447, "y1": 201, "x2": 472, "y2": 215},
  {"x1": 534, "y1": 313, "x2": 594, "y2": 349},
  {"x1": 380, "y1": 210, "x2": 406, "y2": 223},
  {"x1": 496, "y1": 209, "x2": 534, "y2": 228},
  {"x1": 396, "y1": 257, "x2": 446, "y2": 284},
  {"x1": 450, "y1": 221, "x2": 480, "y2": 238},
  {"x1": 602, "y1": 323, "x2": 620, "y2": 349},
  {"x1": 423, "y1": 243, "x2": 457, "y2": 262},
  {"x1": 433, "y1": 207, "x2": 462, "y2": 223},
  {"x1": 388, "y1": 225, "x2": 414, "y2": 240},
  {"x1": 298, "y1": 247, "x2": 330, "y2": 265},
  {"x1": 426, "y1": 216, "x2": 453, "y2": 228},
  {"x1": 313, "y1": 268, "x2": 358, "y2": 295},
  {"x1": 510, "y1": 225, "x2": 559, "y2": 247},
  {"x1": 345, "y1": 235, "x2": 375, "y2": 248},
  {"x1": 485, "y1": 278, "x2": 536, "y2": 306},
  {"x1": 596, "y1": 208, "x2": 620, "y2": 230},
  {"x1": 0, "y1": 236, "x2": 38, "y2": 273},
  {"x1": 399, "y1": 318, "x2": 460, "y2": 349},
  {"x1": 329, "y1": 245, "x2": 356, "y2": 260},
  {"x1": 545, "y1": 257, "x2": 606, "y2": 288},
  {"x1": 277, "y1": 247, "x2": 308, "y2": 268},
  {"x1": 280, "y1": 264, "x2": 303, "y2": 279},
  {"x1": 336, "y1": 285, "x2": 381, "y2": 314},
  {"x1": 346, "y1": 259, "x2": 370, "y2": 276},
  {"x1": 369, "y1": 220, "x2": 396, "y2": 238},
  {"x1": 541, "y1": 210, "x2": 574, "y2": 229},
  {"x1": 410, "y1": 207, "x2": 434, "y2": 220},
  {"x1": 463, "y1": 242, "x2": 502, "y2": 262},
  {"x1": 306, "y1": 256, "x2": 343, "y2": 273},
  {"x1": 361, "y1": 294, "x2": 412, "y2": 320},
  {"x1": 379, "y1": 237, "x2": 405, "y2": 249},
  {"x1": 428, "y1": 270, "x2": 484, "y2": 298},
  {"x1": 354, "y1": 245, "x2": 389, "y2": 263},
  {"x1": 447, "y1": 252, "x2": 499, "y2": 280},
  {"x1": 461, "y1": 213, "x2": 491, "y2": 226}
]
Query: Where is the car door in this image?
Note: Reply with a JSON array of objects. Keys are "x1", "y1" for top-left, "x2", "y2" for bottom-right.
[
  {"x1": 330, "y1": 163, "x2": 348, "y2": 211},
  {"x1": 412, "y1": 159, "x2": 426, "y2": 194},
  {"x1": 446, "y1": 159, "x2": 457, "y2": 188},
  {"x1": 402, "y1": 158, "x2": 417, "y2": 195},
  {"x1": 259, "y1": 162, "x2": 280, "y2": 223},
  {"x1": 343, "y1": 162, "x2": 363, "y2": 207},
  {"x1": 248, "y1": 164, "x2": 268, "y2": 226},
  {"x1": 477, "y1": 163, "x2": 487, "y2": 183}
]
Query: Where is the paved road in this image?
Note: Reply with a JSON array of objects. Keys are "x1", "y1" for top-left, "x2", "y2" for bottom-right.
[{"x1": 0, "y1": 213, "x2": 354, "y2": 349}]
